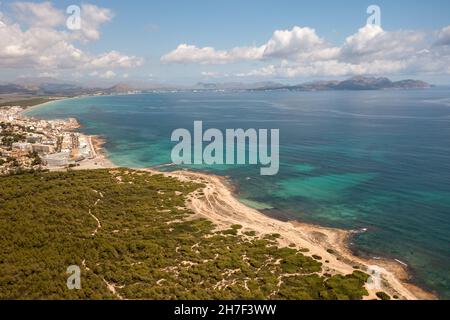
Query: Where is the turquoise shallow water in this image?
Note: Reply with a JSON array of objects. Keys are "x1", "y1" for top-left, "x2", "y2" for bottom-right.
[{"x1": 27, "y1": 89, "x2": 450, "y2": 298}]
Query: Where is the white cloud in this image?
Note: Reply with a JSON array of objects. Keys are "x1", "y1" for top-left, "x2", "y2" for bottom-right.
[
  {"x1": 37, "y1": 71, "x2": 60, "y2": 78},
  {"x1": 437, "y1": 25, "x2": 450, "y2": 46},
  {"x1": 88, "y1": 51, "x2": 143, "y2": 68},
  {"x1": 162, "y1": 23, "x2": 450, "y2": 78},
  {"x1": 161, "y1": 26, "x2": 330, "y2": 64},
  {"x1": 161, "y1": 44, "x2": 232, "y2": 64},
  {"x1": 201, "y1": 71, "x2": 217, "y2": 77},
  {"x1": 12, "y1": 1, "x2": 65, "y2": 27},
  {"x1": 75, "y1": 4, "x2": 114, "y2": 42},
  {"x1": 239, "y1": 59, "x2": 408, "y2": 78},
  {"x1": 339, "y1": 24, "x2": 425, "y2": 62},
  {"x1": 200, "y1": 71, "x2": 228, "y2": 78},
  {"x1": 263, "y1": 26, "x2": 331, "y2": 59},
  {"x1": 0, "y1": 2, "x2": 143, "y2": 74},
  {"x1": 99, "y1": 70, "x2": 116, "y2": 79},
  {"x1": 11, "y1": 2, "x2": 114, "y2": 42}
]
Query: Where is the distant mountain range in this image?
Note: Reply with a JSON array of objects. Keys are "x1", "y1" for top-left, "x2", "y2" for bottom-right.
[
  {"x1": 193, "y1": 81, "x2": 285, "y2": 91},
  {"x1": 0, "y1": 79, "x2": 137, "y2": 96},
  {"x1": 0, "y1": 76, "x2": 432, "y2": 97},
  {"x1": 249, "y1": 76, "x2": 432, "y2": 91},
  {"x1": 0, "y1": 80, "x2": 96, "y2": 96},
  {"x1": 189, "y1": 77, "x2": 431, "y2": 91}
]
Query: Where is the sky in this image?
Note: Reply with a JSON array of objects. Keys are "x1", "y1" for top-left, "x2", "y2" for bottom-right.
[{"x1": 1, "y1": 0, "x2": 450, "y2": 85}]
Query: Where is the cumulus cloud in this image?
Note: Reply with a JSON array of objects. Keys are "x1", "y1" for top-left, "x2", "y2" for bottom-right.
[
  {"x1": 161, "y1": 44, "x2": 266, "y2": 64},
  {"x1": 38, "y1": 71, "x2": 60, "y2": 78},
  {"x1": 74, "y1": 4, "x2": 114, "y2": 42},
  {"x1": 201, "y1": 71, "x2": 219, "y2": 77},
  {"x1": 99, "y1": 70, "x2": 116, "y2": 79},
  {"x1": 162, "y1": 23, "x2": 450, "y2": 78},
  {"x1": 238, "y1": 59, "x2": 409, "y2": 78},
  {"x1": 161, "y1": 44, "x2": 230, "y2": 64},
  {"x1": 88, "y1": 51, "x2": 143, "y2": 68},
  {"x1": 339, "y1": 24, "x2": 425, "y2": 62},
  {"x1": 161, "y1": 26, "x2": 329, "y2": 64},
  {"x1": 12, "y1": 1, "x2": 65, "y2": 27},
  {"x1": 263, "y1": 26, "x2": 332, "y2": 59},
  {"x1": 436, "y1": 25, "x2": 450, "y2": 46},
  {"x1": 0, "y1": 2, "x2": 142, "y2": 75}
]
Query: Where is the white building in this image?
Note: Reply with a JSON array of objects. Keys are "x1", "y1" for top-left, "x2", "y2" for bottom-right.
[
  {"x1": 12, "y1": 142, "x2": 33, "y2": 152},
  {"x1": 32, "y1": 144, "x2": 54, "y2": 154},
  {"x1": 43, "y1": 151, "x2": 74, "y2": 167}
]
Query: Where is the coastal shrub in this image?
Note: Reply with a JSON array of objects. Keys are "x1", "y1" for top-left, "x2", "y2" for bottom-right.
[
  {"x1": 221, "y1": 228, "x2": 238, "y2": 236},
  {"x1": 351, "y1": 271, "x2": 370, "y2": 282},
  {"x1": 324, "y1": 272, "x2": 369, "y2": 300},
  {"x1": 376, "y1": 291, "x2": 391, "y2": 300},
  {"x1": 280, "y1": 254, "x2": 322, "y2": 274},
  {"x1": 0, "y1": 169, "x2": 370, "y2": 300}
]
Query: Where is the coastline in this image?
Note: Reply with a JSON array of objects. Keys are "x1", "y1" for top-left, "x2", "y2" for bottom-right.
[
  {"x1": 153, "y1": 169, "x2": 435, "y2": 300},
  {"x1": 24, "y1": 100, "x2": 436, "y2": 300},
  {"x1": 75, "y1": 135, "x2": 116, "y2": 170},
  {"x1": 20, "y1": 96, "x2": 74, "y2": 112},
  {"x1": 22, "y1": 97, "x2": 116, "y2": 170}
]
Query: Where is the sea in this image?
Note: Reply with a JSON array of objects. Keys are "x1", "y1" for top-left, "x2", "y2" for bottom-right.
[{"x1": 26, "y1": 88, "x2": 450, "y2": 298}]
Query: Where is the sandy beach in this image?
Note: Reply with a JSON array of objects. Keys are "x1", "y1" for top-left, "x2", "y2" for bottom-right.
[
  {"x1": 22, "y1": 96, "x2": 78, "y2": 113},
  {"x1": 75, "y1": 135, "x2": 116, "y2": 170}
]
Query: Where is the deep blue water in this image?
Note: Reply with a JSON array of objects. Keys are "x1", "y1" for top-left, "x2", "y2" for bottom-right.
[{"x1": 27, "y1": 89, "x2": 450, "y2": 298}]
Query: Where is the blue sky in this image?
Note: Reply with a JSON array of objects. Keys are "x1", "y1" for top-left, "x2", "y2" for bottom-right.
[
  {"x1": 94, "y1": 0, "x2": 450, "y2": 50},
  {"x1": 1, "y1": 0, "x2": 450, "y2": 84}
]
